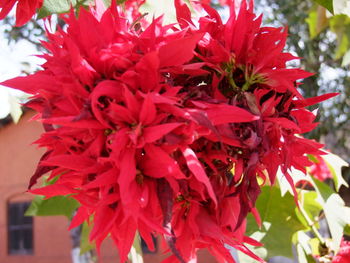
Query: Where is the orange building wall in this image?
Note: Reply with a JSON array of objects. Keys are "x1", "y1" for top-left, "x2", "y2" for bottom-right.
[
  {"x1": 0, "y1": 111, "x2": 73, "y2": 263},
  {"x1": 0, "y1": 111, "x2": 216, "y2": 263}
]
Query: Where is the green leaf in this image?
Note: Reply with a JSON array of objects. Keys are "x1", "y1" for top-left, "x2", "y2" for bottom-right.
[
  {"x1": 25, "y1": 195, "x2": 79, "y2": 218},
  {"x1": 39, "y1": 0, "x2": 77, "y2": 18},
  {"x1": 294, "y1": 231, "x2": 318, "y2": 263},
  {"x1": 244, "y1": 186, "x2": 305, "y2": 259},
  {"x1": 276, "y1": 167, "x2": 310, "y2": 196},
  {"x1": 344, "y1": 224, "x2": 350, "y2": 236},
  {"x1": 311, "y1": 177, "x2": 350, "y2": 250},
  {"x1": 307, "y1": 10, "x2": 319, "y2": 39},
  {"x1": 38, "y1": 0, "x2": 111, "y2": 18},
  {"x1": 329, "y1": 15, "x2": 350, "y2": 59},
  {"x1": 296, "y1": 244, "x2": 317, "y2": 263},
  {"x1": 322, "y1": 151, "x2": 349, "y2": 191},
  {"x1": 309, "y1": 238, "x2": 321, "y2": 256},
  {"x1": 312, "y1": 0, "x2": 334, "y2": 14},
  {"x1": 306, "y1": 7, "x2": 329, "y2": 39},
  {"x1": 80, "y1": 222, "x2": 95, "y2": 254}
]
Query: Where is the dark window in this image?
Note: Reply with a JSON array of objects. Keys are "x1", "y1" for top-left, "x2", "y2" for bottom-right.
[
  {"x1": 7, "y1": 202, "x2": 33, "y2": 255},
  {"x1": 141, "y1": 235, "x2": 157, "y2": 254}
]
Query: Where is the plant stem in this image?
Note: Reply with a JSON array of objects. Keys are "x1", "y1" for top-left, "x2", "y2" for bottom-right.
[{"x1": 298, "y1": 200, "x2": 326, "y2": 246}]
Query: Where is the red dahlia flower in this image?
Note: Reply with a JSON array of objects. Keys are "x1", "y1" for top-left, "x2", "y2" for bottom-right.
[
  {"x1": 2, "y1": 0, "x2": 337, "y2": 262},
  {"x1": 0, "y1": 0, "x2": 43, "y2": 26}
]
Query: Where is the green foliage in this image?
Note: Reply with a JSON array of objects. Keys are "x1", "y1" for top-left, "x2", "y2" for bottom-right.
[
  {"x1": 329, "y1": 15, "x2": 350, "y2": 59},
  {"x1": 25, "y1": 175, "x2": 79, "y2": 218},
  {"x1": 38, "y1": 0, "x2": 77, "y2": 18},
  {"x1": 80, "y1": 222, "x2": 95, "y2": 254},
  {"x1": 307, "y1": 1, "x2": 350, "y2": 65},
  {"x1": 263, "y1": 0, "x2": 350, "y2": 163},
  {"x1": 295, "y1": 232, "x2": 317, "y2": 263},
  {"x1": 311, "y1": 177, "x2": 350, "y2": 249},
  {"x1": 322, "y1": 152, "x2": 349, "y2": 191},
  {"x1": 239, "y1": 160, "x2": 350, "y2": 262},
  {"x1": 38, "y1": 0, "x2": 111, "y2": 18},
  {"x1": 306, "y1": 6, "x2": 328, "y2": 39},
  {"x1": 312, "y1": 0, "x2": 333, "y2": 13},
  {"x1": 25, "y1": 195, "x2": 79, "y2": 218},
  {"x1": 239, "y1": 186, "x2": 306, "y2": 261}
]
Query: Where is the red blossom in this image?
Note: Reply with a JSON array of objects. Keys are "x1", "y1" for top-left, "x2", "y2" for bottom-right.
[
  {"x1": 0, "y1": 0, "x2": 43, "y2": 26},
  {"x1": 309, "y1": 155, "x2": 333, "y2": 181},
  {"x1": 333, "y1": 240, "x2": 350, "y2": 263},
  {"x1": 1, "y1": 0, "x2": 338, "y2": 262}
]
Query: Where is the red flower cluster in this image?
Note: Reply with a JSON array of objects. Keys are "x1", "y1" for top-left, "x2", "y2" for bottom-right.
[
  {"x1": 0, "y1": 0, "x2": 43, "y2": 26},
  {"x1": 333, "y1": 240, "x2": 350, "y2": 263},
  {"x1": 2, "y1": 0, "x2": 337, "y2": 262}
]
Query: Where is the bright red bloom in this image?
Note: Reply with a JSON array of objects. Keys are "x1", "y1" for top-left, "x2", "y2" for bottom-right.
[
  {"x1": 333, "y1": 240, "x2": 350, "y2": 263},
  {"x1": 2, "y1": 0, "x2": 337, "y2": 262},
  {"x1": 0, "y1": 0, "x2": 43, "y2": 26},
  {"x1": 309, "y1": 155, "x2": 332, "y2": 181}
]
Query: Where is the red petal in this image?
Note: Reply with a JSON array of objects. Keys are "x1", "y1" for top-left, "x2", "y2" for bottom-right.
[
  {"x1": 206, "y1": 104, "x2": 259, "y2": 125},
  {"x1": 143, "y1": 123, "x2": 182, "y2": 143},
  {"x1": 69, "y1": 206, "x2": 89, "y2": 230},
  {"x1": 265, "y1": 117, "x2": 301, "y2": 132},
  {"x1": 29, "y1": 150, "x2": 54, "y2": 189},
  {"x1": 175, "y1": 0, "x2": 194, "y2": 28},
  {"x1": 90, "y1": 205, "x2": 118, "y2": 241},
  {"x1": 29, "y1": 184, "x2": 77, "y2": 197},
  {"x1": 139, "y1": 94, "x2": 157, "y2": 125},
  {"x1": 41, "y1": 154, "x2": 95, "y2": 171},
  {"x1": 142, "y1": 144, "x2": 186, "y2": 179},
  {"x1": 42, "y1": 116, "x2": 104, "y2": 129},
  {"x1": 117, "y1": 148, "x2": 137, "y2": 205},
  {"x1": 182, "y1": 147, "x2": 217, "y2": 205},
  {"x1": 111, "y1": 218, "x2": 137, "y2": 263},
  {"x1": 15, "y1": 0, "x2": 43, "y2": 27},
  {"x1": 159, "y1": 33, "x2": 204, "y2": 68},
  {"x1": 1, "y1": 73, "x2": 54, "y2": 94},
  {"x1": 294, "y1": 93, "x2": 339, "y2": 108}
]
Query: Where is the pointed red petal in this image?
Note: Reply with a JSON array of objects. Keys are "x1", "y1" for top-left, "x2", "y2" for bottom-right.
[
  {"x1": 143, "y1": 123, "x2": 182, "y2": 143},
  {"x1": 117, "y1": 148, "x2": 137, "y2": 205},
  {"x1": 159, "y1": 33, "x2": 204, "y2": 68},
  {"x1": 175, "y1": 0, "x2": 194, "y2": 28},
  {"x1": 69, "y1": 206, "x2": 89, "y2": 230},
  {"x1": 206, "y1": 104, "x2": 259, "y2": 125},
  {"x1": 29, "y1": 184, "x2": 77, "y2": 197},
  {"x1": 41, "y1": 154, "x2": 95, "y2": 171},
  {"x1": 182, "y1": 147, "x2": 217, "y2": 205},
  {"x1": 111, "y1": 218, "x2": 137, "y2": 263},
  {"x1": 294, "y1": 93, "x2": 339, "y2": 108},
  {"x1": 140, "y1": 94, "x2": 157, "y2": 125}
]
